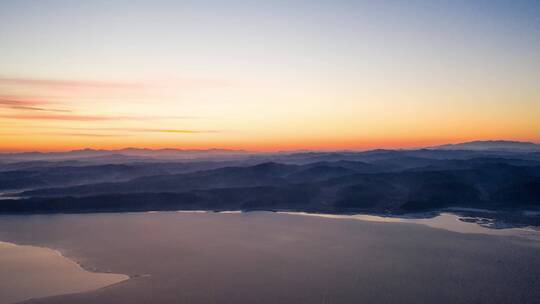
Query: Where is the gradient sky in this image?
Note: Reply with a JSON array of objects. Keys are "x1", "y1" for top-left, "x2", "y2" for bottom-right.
[{"x1": 1, "y1": 0, "x2": 539, "y2": 151}]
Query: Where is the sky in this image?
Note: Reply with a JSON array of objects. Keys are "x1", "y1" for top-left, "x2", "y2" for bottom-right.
[{"x1": 0, "y1": 0, "x2": 539, "y2": 152}]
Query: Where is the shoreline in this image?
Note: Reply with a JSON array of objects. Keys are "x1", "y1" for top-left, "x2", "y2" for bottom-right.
[
  {"x1": 2, "y1": 207, "x2": 539, "y2": 231},
  {"x1": 0, "y1": 240, "x2": 130, "y2": 304},
  {"x1": 142, "y1": 209, "x2": 540, "y2": 239}
]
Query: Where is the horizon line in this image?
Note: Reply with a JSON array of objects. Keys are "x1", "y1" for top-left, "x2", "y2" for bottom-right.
[{"x1": 0, "y1": 139, "x2": 538, "y2": 154}]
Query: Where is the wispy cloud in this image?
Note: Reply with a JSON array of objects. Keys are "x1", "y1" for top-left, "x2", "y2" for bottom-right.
[
  {"x1": 0, "y1": 113, "x2": 201, "y2": 122},
  {"x1": 45, "y1": 132, "x2": 127, "y2": 137},
  {"x1": 0, "y1": 132, "x2": 126, "y2": 138},
  {"x1": 47, "y1": 126, "x2": 220, "y2": 134},
  {"x1": 0, "y1": 97, "x2": 39, "y2": 106},
  {"x1": 0, "y1": 77, "x2": 144, "y2": 90},
  {"x1": 5, "y1": 105, "x2": 71, "y2": 113},
  {"x1": 0, "y1": 76, "x2": 229, "y2": 91},
  {"x1": 0, "y1": 113, "x2": 135, "y2": 121},
  {"x1": 0, "y1": 96, "x2": 70, "y2": 112}
]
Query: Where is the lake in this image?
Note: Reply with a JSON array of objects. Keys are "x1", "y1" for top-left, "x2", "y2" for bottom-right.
[
  {"x1": 0, "y1": 211, "x2": 539, "y2": 304},
  {"x1": 0, "y1": 241, "x2": 127, "y2": 304}
]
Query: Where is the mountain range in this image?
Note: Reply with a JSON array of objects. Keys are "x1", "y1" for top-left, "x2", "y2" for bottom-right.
[
  {"x1": 1, "y1": 140, "x2": 539, "y2": 227},
  {"x1": 431, "y1": 140, "x2": 540, "y2": 151}
]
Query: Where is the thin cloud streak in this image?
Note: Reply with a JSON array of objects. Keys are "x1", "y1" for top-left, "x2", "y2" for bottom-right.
[
  {"x1": 43, "y1": 126, "x2": 221, "y2": 134},
  {"x1": 0, "y1": 76, "x2": 229, "y2": 90},
  {"x1": 45, "y1": 132, "x2": 127, "y2": 137},
  {"x1": 0, "y1": 96, "x2": 53, "y2": 106},
  {"x1": 0, "y1": 77, "x2": 144, "y2": 89},
  {"x1": 0, "y1": 114, "x2": 124, "y2": 121},
  {"x1": 0, "y1": 132, "x2": 125, "y2": 137},
  {"x1": 4, "y1": 105, "x2": 71, "y2": 113},
  {"x1": 0, "y1": 113, "x2": 203, "y2": 122},
  {"x1": 1, "y1": 95, "x2": 201, "y2": 119},
  {"x1": 0, "y1": 96, "x2": 71, "y2": 112}
]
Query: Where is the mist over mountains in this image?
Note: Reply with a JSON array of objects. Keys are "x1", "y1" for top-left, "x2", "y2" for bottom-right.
[
  {"x1": 0, "y1": 147, "x2": 250, "y2": 163},
  {"x1": 1, "y1": 140, "x2": 539, "y2": 226},
  {"x1": 432, "y1": 140, "x2": 540, "y2": 152}
]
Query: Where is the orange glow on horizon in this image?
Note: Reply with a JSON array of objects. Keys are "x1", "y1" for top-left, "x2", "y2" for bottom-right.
[{"x1": 1, "y1": 135, "x2": 539, "y2": 153}]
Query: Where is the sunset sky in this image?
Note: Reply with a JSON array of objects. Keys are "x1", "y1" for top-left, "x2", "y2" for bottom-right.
[{"x1": 1, "y1": 0, "x2": 539, "y2": 152}]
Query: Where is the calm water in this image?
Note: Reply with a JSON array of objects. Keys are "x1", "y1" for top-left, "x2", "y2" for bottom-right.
[{"x1": 0, "y1": 211, "x2": 539, "y2": 304}]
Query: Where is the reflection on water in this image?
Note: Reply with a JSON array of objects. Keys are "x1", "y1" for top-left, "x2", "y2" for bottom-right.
[{"x1": 0, "y1": 241, "x2": 128, "y2": 304}]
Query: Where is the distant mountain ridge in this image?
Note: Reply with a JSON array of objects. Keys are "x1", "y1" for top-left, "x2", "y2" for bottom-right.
[
  {"x1": 1, "y1": 140, "x2": 540, "y2": 163},
  {"x1": 1, "y1": 145, "x2": 539, "y2": 227},
  {"x1": 2, "y1": 140, "x2": 540, "y2": 156},
  {"x1": 431, "y1": 140, "x2": 540, "y2": 151},
  {"x1": 0, "y1": 148, "x2": 250, "y2": 161}
]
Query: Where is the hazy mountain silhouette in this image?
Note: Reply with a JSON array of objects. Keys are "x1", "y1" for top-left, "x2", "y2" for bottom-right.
[
  {"x1": 432, "y1": 140, "x2": 540, "y2": 151},
  {"x1": 1, "y1": 142, "x2": 539, "y2": 227},
  {"x1": 0, "y1": 148, "x2": 250, "y2": 162}
]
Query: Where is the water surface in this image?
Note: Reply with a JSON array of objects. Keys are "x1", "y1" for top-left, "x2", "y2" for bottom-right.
[{"x1": 0, "y1": 212, "x2": 538, "y2": 304}]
